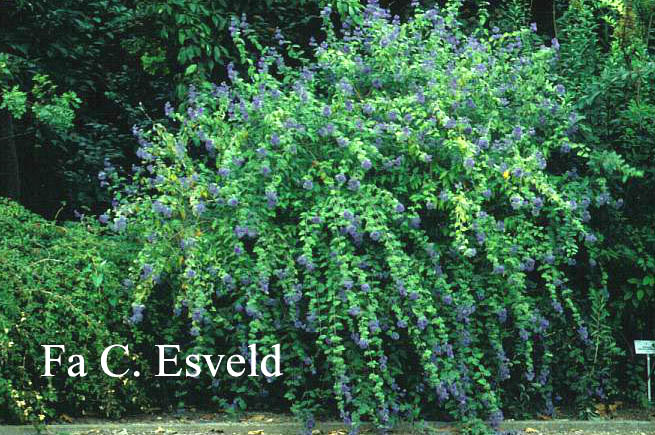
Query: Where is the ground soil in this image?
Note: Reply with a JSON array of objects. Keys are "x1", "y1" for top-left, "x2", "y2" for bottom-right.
[{"x1": 1, "y1": 408, "x2": 653, "y2": 435}]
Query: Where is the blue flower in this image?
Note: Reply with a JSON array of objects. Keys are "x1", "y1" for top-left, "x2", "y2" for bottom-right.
[
  {"x1": 513, "y1": 126, "x2": 523, "y2": 140},
  {"x1": 510, "y1": 196, "x2": 523, "y2": 210},
  {"x1": 191, "y1": 308, "x2": 205, "y2": 322},
  {"x1": 164, "y1": 101, "x2": 174, "y2": 117},
  {"x1": 387, "y1": 110, "x2": 398, "y2": 121},
  {"x1": 129, "y1": 304, "x2": 145, "y2": 324},
  {"x1": 361, "y1": 159, "x2": 372, "y2": 170},
  {"x1": 522, "y1": 257, "x2": 535, "y2": 272},
  {"x1": 322, "y1": 105, "x2": 332, "y2": 117},
  {"x1": 439, "y1": 190, "x2": 449, "y2": 202},
  {"x1": 347, "y1": 178, "x2": 361, "y2": 191},
  {"x1": 320, "y1": 5, "x2": 332, "y2": 17},
  {"x1": 394, "y1": 203, "x2": 405, "y2": 213},
  {"x1": 335, "y1": 173, "x2": 347, "y2": 183},
  {"x1": 113, "y1": 216, "x2": 127, "y2": 232},
  {"x1": 303, "y1": 179, "x2": 314, "y2": 190},
  {"x1": 493, "y1": 265, "x2": 505, "y2": 275},
  {"x1": 141, "y1": 264, "x2": 153, "y2": 280}
]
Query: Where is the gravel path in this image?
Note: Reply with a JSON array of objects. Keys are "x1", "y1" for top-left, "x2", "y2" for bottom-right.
[{"x1": 1, "y1": 417, "x2": 653, "y2": 434}]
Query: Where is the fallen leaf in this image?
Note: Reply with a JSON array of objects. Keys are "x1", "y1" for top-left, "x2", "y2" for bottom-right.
[
  {"x1": 608, "y1": 401, "x2": 623, "y2": 413},
  {"x1": 594, "y1": 403, "x2": 607, "y2": 416},
  {"x1": 61, "y1": 414, "x2": 74, "y2": 423},
  {"x1": 243, "y1": 414, "x2": 268, "y2": 422},
  {"x1": 247, "y1": 431, "x2": 265, "y2": 435},
  {"x1": 524, "y1": 428, "x2": 539, "y2": 434},
  {"x1": 154, "y1": 427, "x2": 166, "y2": 434}
]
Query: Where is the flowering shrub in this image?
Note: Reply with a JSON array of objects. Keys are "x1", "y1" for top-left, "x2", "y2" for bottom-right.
[{"x1": 103, "y1": 1, "x2": 633, "y2": 431}]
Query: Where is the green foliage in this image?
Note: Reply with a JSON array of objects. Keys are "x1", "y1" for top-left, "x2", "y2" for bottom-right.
[
  {"x1": 132, "y1": 0, "x2": 336, "y2": 97},
  {"x1": 0, "y1": 86, "x2": 27, "y2": 119},
  {"x1": 553, "y1": 0, "x2": 655, "y2": 406},
  {"x1": 0, "y1": 0, "x2": 359, "y2": 215},
  {"x1": 0, "y1": 0, "x2": 653, "y2": 428},
  {"x1": 494, "y1": 0, "x2": 532, "y2": 30},
  {"x1": 100, "y1": 3, "x2": 632, "y2": 430},
  {"x1": 0, "y1": 199, "x2": 147, "y2": 424},
  {"x1": 0, "y1": 72, "x2": 81, "y2": 131}
]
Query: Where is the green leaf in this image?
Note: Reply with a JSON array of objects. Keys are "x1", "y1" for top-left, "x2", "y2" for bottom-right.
[{"x1": 185, "y1": 64, "x2": 198, "y2": 76}]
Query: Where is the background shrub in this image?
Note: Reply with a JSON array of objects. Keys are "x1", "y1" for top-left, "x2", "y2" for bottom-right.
[
  {"x1": 0, "y1": 198, "x2": 148, "y2": 423},
  {"x1": 553, "y1": 0, "x2": 655, "y2": 407}
]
